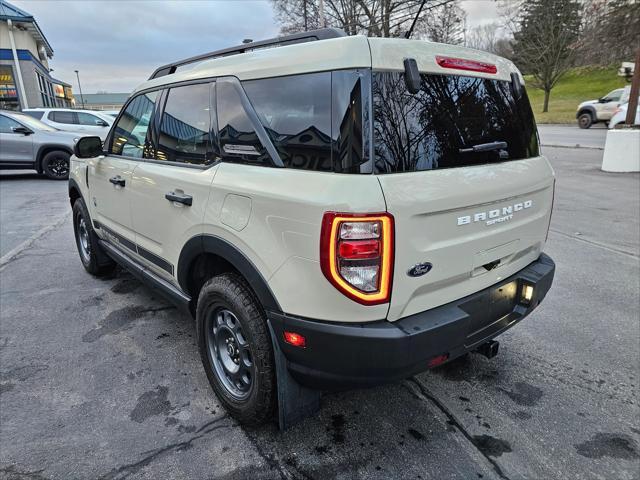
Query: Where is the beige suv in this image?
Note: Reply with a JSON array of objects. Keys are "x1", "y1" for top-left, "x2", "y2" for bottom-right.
[{"x1": 69, "y1": 29, "x2": 556, "y2": 428}]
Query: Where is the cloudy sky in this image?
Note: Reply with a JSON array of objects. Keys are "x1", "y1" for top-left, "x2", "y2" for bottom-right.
[{"x1": 12, "y1": 0, "x2": 500, "y2": 94}]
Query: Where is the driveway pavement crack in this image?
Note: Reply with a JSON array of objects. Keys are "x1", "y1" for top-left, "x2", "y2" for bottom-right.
[
  {"x1": 97, "y1": 416, "x2": 233, "y2": 480},
  {"x1": 406, "y1": 377, "x2": 511, "y2": 480},
  {"x1": 0, "y1": 465, "x2": 49, "y2": 479}
]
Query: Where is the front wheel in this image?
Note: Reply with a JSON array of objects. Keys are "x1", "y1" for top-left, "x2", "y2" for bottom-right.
[
  {"x1": 578, "y1": 113, "x2": 593, "y2": 129},
  {"x1": 196, "y1": 274, "x2": 276, "y2": 425},
  {"x1": 42, "y1": 150, "x2": 70, "y2": 179}
]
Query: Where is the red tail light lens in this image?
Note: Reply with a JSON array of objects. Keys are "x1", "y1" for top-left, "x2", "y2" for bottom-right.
[
  {"x1": 284, "y1": 331, "x2": 306, "y2": 348},
  {"x1": 436, "y1": 55, "x2": 497, "y2": 74},
  {"x1": 338, "y1": 239, "x2": 380, "y2": 260},
  {"x1": 320, "y1": 212, "x2": 394, "y2": 305}
]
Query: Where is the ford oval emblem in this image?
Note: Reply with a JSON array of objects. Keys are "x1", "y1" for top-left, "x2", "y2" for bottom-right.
[{"x1": 408, "y1": 262, "x2": 433, "y2": 277}]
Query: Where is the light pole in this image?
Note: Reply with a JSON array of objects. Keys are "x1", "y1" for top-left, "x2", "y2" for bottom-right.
[{"x1": 74, "y1": 70, "x2": 85, "y2": 109}]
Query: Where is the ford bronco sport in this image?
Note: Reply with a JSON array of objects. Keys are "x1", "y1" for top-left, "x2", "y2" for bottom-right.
[{"x1": 69, "y1": 29, "x2": 556, "y2": 427}]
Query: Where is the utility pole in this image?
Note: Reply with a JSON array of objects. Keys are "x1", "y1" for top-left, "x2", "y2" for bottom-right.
[
  {"x1": 74, "y1": 70, "x2": 85, "y2": 109},
  {"x1": 318, "y1": 0, "x2": 325, "y2": 28},
  {"x1": 624, "y1": 49, "x2": 639, "y2": 125}
]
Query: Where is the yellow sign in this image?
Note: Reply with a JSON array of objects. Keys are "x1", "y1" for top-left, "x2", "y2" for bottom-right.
[{"x1": 54, "y1": 84, "x2": 65, "y2": 98}]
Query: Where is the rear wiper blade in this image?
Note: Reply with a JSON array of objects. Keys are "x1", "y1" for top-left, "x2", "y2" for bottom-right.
[{"x1": 459, "y1": 141, "x2": 508, "y2": 154}]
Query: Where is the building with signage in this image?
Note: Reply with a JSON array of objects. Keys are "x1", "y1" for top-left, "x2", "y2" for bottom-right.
[{"x1": 0, "y1": 0, "x2": 74, "y2": 110}]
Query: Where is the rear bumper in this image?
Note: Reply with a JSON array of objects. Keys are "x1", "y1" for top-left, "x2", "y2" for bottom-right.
[{"x1": 269, "y1": 253, "x2": 555, "y2": 390}]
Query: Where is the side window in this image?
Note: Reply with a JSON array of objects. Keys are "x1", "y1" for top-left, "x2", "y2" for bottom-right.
[
  {"x1": 156, "y1": 83, "x2": 215, "y2": 165},
  {"x1": 110, "y1": 91, "x2": 158, "y2": 158},
  {"x1": 49, "y1": 111, "x2": 76, "y2": 124},
  {"x1": 605, "y1": 89, "x2": 623, "y2": 102},
  {"x1": 242, "y1": 73, "x2": 332, "y2": 171},
  {"x1": 0, "y1": 115, "x2": 21, "y2": 133},
  {"x1": 77, "y1": 112, "x2": 104, "y2": 126},
  {"x1": 217, "y1": 81, "x2": 269, "y2": 164}
]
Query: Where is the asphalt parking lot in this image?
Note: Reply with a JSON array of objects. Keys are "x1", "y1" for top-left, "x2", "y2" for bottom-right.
[{"x1": 1, "y1": 136, "x2": 639, "y2": 479}]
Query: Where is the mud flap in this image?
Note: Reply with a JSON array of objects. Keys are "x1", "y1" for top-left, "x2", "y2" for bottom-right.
[{"x1": 267, "y1": 319, "x2": 321, "y2": 430}]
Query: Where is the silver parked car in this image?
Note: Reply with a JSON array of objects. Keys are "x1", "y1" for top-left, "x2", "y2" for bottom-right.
[{"x1": 0, "y1": 110, "x2": 79, "y2": 179}]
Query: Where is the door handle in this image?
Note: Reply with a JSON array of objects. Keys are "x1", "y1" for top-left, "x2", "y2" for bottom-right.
[
  {"x1": 109, "y1": 175, "x2": 125, "y2": 187},
  {"x1": 165, "y1": 191, "x2": 192, "y2": 206}
]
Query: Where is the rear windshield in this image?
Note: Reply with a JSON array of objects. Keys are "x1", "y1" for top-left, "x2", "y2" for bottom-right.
[{"x1": 372, "y1": 72, "x2": 539, "y2": 174}]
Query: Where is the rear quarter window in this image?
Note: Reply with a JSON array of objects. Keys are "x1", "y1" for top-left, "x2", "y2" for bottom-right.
[{"x1": 242, "y1": 73, "x2": 332, "y2": 171}]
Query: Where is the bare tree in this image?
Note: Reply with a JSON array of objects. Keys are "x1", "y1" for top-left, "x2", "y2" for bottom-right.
[
  {"x1": 577, "y1": 0, "x2": 640, "y2": 66},
  {"x1": 416, "y1": 1, "x2": 466, "y2": 44},
  {"x1": 512, "y1": 0, "x2": 582, "y2": 112},
  {"x1": 271, "y1": 0, "x2": 459, "y2": 38},
  {"x1": 465, "y1": 23, "x2": 500, "y2": 52}
]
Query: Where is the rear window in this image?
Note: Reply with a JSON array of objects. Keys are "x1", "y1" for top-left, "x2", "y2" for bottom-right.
[{"x1": 372, "y1": 72, "x2": 539, "y2": 174}]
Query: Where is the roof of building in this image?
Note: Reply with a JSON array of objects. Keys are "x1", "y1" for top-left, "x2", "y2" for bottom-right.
[
  {"x1": 79, "y1": 93, "x2": 130, "y2": 105},
  {"x1": 0, "y1": 0, "x2": 53, "y2": 57}
]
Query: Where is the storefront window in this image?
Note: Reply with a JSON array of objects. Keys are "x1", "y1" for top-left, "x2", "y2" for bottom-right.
[{"x1": 0, "y1": 66, "x2": 20, "y2": 110}]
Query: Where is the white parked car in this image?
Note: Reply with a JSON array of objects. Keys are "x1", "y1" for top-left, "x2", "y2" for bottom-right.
[
  {"x1": 609, "y1": 102, "x2": 640, "y2": 128},
  {"x1": 576, "y1": 86, "x2": 631, "y2": 129},
  {"x1": 102, "y1": 110, "x2": 121, "y2": 118},
  {"x1": 23, "y1": 108, "x2": 114, "y2": 140}
]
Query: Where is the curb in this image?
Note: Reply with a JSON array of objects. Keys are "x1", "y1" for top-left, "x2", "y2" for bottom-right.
[{"x1": 540, "y1": 143, "x2": 604, "y2": 151}]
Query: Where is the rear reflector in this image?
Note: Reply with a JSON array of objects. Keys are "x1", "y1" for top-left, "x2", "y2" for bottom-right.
[
  {"x1": 427, "y1": 354, "x2": 450, "y2": 368},
  {"x1": 436, "y1": 55, "x2": 497, "y2": 74},
  {"x1": 283, "y1": 331, "x2": 306, "y2": 348}
]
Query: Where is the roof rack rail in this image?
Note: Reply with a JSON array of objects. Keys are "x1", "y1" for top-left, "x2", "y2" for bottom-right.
[{"x1": 148, "y1": 28, "x2": 347, "y2": 80}]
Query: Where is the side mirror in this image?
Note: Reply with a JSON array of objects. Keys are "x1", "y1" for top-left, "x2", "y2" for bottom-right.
[
  {"x1": 12, "y1": 126, "x2": 33, "y2": 135},
  {"x1": 599, "y1": 97, "x2": 608, "y2": 103},
  {"x1": 96, "y1": 120, "x2": 109, "y2": 127},
  {"x1": 74, "y1": 136, "x2": 104, "y2": 158}
]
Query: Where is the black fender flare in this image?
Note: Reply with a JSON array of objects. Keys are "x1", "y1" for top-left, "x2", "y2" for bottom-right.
[
  {"x1": 576, "y1": 105, "x2": 597, "y2": 120},
  {"x1": 178, "y1": 235, "x2": 281, "y2": 313},
  {"x1": 68, "y1": 178, "x2": 83, "y2": 204}
]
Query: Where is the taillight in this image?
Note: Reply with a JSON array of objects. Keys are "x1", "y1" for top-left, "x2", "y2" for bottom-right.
[
  {"x1": 320, "y1": 212, "x2": 394, "y2": 305},
  {"x1": 436, "y1": 55, "x2": 497, "y2": 74}
]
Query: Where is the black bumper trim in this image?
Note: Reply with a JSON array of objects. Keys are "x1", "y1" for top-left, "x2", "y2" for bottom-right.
[{"x1": 269, "y1": 253, "x2": 555, "y2": 390}]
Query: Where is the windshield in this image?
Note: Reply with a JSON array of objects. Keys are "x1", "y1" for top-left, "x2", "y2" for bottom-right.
[
  {"x1": 13, "y1": 113, "x2": 58, "y2": 132},
  {"x1": 372, "y1": 72, "x2": 539, "y2": 173}
]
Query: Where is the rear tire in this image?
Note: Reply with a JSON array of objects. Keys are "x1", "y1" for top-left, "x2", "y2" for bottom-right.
[
  {"x1": 578, "y1": 112, "x2": 593, "y2": 129},
  {"x1": 196, "y1": 273, "x2": 276, "y2": 425},
  {"x1": 72, "y1": 198, "x2": 116, "y2": 276},
  {"x1": 42, "y1": 150, "x2": 70, "y2": 180}
]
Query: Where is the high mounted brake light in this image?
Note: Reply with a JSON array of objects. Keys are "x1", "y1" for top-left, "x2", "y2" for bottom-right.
[
  {"x1": 320, "y1": 212, "x2": 394, "y2": 305},
  {"x1": 436, "y1": 55, "x2": 497, "y2": 74}
]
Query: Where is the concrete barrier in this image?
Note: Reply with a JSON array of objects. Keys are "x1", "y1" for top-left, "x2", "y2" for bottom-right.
[{"x1": 601, "y1": 129, "x2": 640, "y2": 172}]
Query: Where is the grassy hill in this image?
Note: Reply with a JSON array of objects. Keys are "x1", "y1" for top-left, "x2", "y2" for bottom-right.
[{"x1": 525, "y1": 66, "x2": 628, "y2": 124}]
